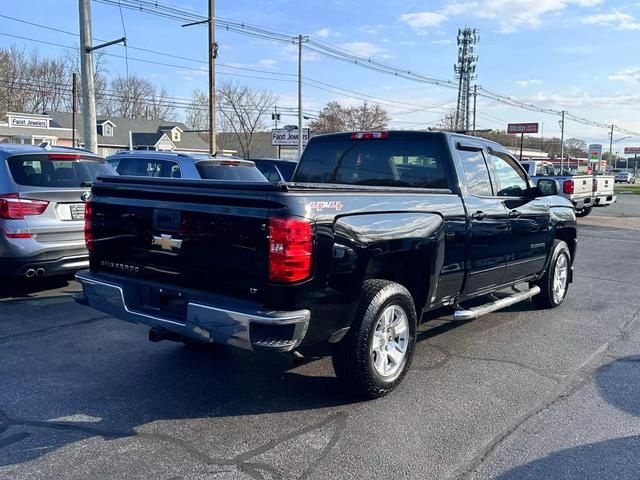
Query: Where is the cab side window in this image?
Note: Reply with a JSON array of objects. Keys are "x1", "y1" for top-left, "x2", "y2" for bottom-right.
[
  {"x1": 486, "y1": 151, "x2": 528, "y2": 197},
  {"x1": 459, "y1": 149, "x2": 493, "y2": 197}
]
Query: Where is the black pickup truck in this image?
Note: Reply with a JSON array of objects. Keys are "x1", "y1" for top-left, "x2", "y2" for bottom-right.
[{"x1": 76, "y1": 131, "x2": 577, "y2": 398}]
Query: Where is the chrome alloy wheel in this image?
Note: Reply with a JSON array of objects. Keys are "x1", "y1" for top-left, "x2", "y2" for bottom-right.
[
  {"x1": 553, "y1": 253, "x2": 569, "y2": 304},
  {"x1": 371, "y1": 305, "x2": 409, "y2": 377}
]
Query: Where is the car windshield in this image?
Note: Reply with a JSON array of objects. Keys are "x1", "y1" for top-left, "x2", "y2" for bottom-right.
[
  {"x1": 7, "y1": 154, "x2": 114, "y2": 187},
  {"x1": 196, "y1": 162, "x2": 267, "y2": 182}
]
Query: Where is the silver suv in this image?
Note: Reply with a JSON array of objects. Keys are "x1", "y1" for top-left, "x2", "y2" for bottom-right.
[{"x1": 0, "y1": 143, "x2": 115, "y2": 278}]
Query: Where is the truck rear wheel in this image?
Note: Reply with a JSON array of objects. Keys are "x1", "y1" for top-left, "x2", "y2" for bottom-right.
[
  {"x1": 575, "y1": 206, "x2": 592, "y2": 217},
  {"x1": 331, "y1": 279, "x2": 417, "y2": 399},
  {"x1": 532, "y1": 240, "x2": 570, "y2": 309}
]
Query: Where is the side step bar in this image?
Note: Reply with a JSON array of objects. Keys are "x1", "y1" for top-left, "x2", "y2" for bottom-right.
[{"x1": 453, "y1": 286, "x2": 541, "y2": 321}]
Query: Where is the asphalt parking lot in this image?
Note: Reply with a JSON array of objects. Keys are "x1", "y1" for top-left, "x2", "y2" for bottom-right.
[{"x1": 1, "y1": 197, "x2": 639, "y2": 480}]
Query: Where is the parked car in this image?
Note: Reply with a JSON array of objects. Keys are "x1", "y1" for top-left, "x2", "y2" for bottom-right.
[
  {"x1": 106, "y1": 150, "x2": 268, "y2": 182},
  {"x1": 76, "y1": 131, "x2": 577, "y2": 399},
  {"x1": 252, "y1": 158, "x2": 297, "y2": 182},
  {"x1": 0, "y1": 143, "x2": 115, "y2": 278},
  {"x1": 614, "y1": 172, "x2": 636, "y2": 184}
]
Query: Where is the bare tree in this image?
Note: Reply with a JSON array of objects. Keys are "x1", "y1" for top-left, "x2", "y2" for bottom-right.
[
  {"x1": 184, "y1": 89, "x2": 208, "y2": 131},
  {"x1": 146, "y1": 87, "x2": 176, "y2": 120},
  {"x1": 310, "y1": 101, "x2": 390, "y2": 134},
  {"x1": 434, "y1": 108, "x2": 458, "y2": 131},
  {"x1": 565, "y1": 137, "x2": 588, "y2": 157},
  {"x1": 217, "y1": 81, "x2": 276, "y2": 158},
  {"x1": 106, "y1": 74, "x2": 154, "y2": 118}
]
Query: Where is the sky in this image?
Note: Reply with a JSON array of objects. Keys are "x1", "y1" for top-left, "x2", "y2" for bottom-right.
[{"x1": 2, "y1": 0, "x2": 640, "y2": 152}]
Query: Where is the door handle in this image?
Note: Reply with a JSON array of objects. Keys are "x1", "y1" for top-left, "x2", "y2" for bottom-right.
[
  {"x1": 471, "y1": 211, "x2": 487, "y2": 220},
  {"x1": 508, "y1": 210, "x2": 522, "y2": 219}
]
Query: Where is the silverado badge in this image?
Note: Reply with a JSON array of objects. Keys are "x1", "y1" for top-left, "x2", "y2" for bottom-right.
[{"x1": 152, "y1": 234, "x2": 183, "y2": 251}]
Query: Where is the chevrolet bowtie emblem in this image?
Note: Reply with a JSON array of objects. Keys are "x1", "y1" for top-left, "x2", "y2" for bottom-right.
[{"x1": 152, "y1": 234, "x2": 183, "y2": 251}]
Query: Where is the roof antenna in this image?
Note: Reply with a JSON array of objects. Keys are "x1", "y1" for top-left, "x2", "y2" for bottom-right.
[{"x1": 39, "y1": 141, "x2": 52, "y2": 151}]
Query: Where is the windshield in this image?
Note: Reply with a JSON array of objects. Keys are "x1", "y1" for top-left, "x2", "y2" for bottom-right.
[
  {"x1": 7, "y1": 155, "x2": 115, "y2": 188},
  {"x1": 196, "y1": 162, "x2": 267, "y2": 182}
]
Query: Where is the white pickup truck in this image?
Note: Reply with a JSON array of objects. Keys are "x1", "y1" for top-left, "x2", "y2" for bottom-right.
[{"x1": 520, "y1": 160, "x2": 597, "y2": 217}]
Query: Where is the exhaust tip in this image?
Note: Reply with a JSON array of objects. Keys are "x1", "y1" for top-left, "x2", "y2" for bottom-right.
[
  {"x1": 25, "y1": 268, "x2": 36, "y2": 278},
  {"x1": 35, "y1": 267, "x2": 45, "y2": 277}
]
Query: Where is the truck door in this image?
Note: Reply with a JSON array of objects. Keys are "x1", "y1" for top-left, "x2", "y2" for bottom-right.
[
  {"x1": 456, "y1": 143, "x2": 510, "y2": 295},
  {"x1": 484, "y1": 148, "x2": 551, "y2": 282}
]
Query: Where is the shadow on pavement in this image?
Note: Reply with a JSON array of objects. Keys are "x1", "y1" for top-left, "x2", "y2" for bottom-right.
[
  {"x1": 495, "y1": 355, "x2": 640, "y2": 479},
  {"x1": 0, "y1": 275, "x2": 78, "y2": 301}
]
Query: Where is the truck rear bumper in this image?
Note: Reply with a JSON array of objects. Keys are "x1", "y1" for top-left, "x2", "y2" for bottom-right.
[
  {"x1": 594, "y1": 195, "x2": 617, "y2": 207},
  {"x1": 74, "y1": 271, "x2": 310, "y2": 352}
]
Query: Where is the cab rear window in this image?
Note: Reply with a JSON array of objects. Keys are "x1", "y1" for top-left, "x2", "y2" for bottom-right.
[
  {"x1": 7, "y1": 155, "x2": 114, "y2": 187},
  {"x1": 294, "y1": 139, "x2": 449, "y2": 189}
]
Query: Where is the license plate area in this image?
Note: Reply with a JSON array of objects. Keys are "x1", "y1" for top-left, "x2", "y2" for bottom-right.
[{"x1": 134, "y1": 285, "x2": 188, "y2": 321}]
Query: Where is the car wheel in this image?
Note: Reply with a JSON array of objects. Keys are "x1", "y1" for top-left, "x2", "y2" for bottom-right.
[
  {"x1": 533, "y1": 240, "x2": 571, "y2": 309},
  {"x1": 331, "y1": 279, "x2": 417, "y2": 399},
  {"x1": 575, "y1": 206, "x2": 592, "y2": 217}
]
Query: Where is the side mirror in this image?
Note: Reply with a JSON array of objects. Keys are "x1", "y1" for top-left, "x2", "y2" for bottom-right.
[{"x1": 536, "y1": 179, "x2": 557, "y2": 196}]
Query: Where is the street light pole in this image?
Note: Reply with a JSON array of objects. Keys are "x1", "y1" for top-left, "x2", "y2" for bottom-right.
[
  {"x1": 609, "y1": 124, "x2": 614, "y2": 171},
  {"x1": 297, "y1": 34, "x2": 303, "y2": 159},
  {"x1": 559, "y1": 111, "x2": 565, "y2": 173}
]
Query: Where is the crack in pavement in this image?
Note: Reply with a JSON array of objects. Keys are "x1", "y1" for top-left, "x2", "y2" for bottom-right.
[
  {"x1": 445, "y1": 307, "x2": 640, "y2": 480},
  {"x1": 0, "y1": 407, "x2": 347, "y2": 480},
  {"x1": 0, "y1": 315, "x2": 111, "y2": 344}
]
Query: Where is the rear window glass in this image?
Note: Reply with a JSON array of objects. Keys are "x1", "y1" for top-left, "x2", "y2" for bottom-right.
[
  {"x1": 116, "y1": 158, "x2": 181, "y2": 178},
  {"x1": 275, "y1": 162, "x2": 296, "y2": 181},
  {"x1": 294, "y1": 139, "x2": 449, "y2": 189},
  {"x1": 196, "y1": 163, "x2": 267, "y2": 182},
  {"x1": 7, "y1": 155, "x2": 114, "y2": 187}
]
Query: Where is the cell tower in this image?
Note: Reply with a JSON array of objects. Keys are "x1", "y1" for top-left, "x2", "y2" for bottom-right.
[{"x1": 454, "y1": 28, "x2": 479, "y2": 130}]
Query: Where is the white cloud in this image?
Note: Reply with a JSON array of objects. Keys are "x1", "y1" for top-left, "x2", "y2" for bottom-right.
[
  {"x1": 400, "y1": 0, "x2": 603, "y2": 34},
  {"x1": 431, "y1": 39, "x2": 452, "y2": 45},
  {"x1": 609, "y1": 67, "x2": 640, "y2": 82},
  {"x1": 399, "y1": 12, "x2": 448, "y2": 29},
  {"x1": 340, "y1": 42, "x2": 391, "y2": 58},
  {"x1": 581, "y1": 11, "x2": 640, "y2": 30},
  {"x1": 515, "y1": 79, "x2": 542, "y2": 87},
  {"x1": 359, "y1": 24, "x2": 386, "y2": 35},
  {"x1": 283, "y1": 44, "x2": 322, "y2": 62},
  {"x1": 257, "y1": 59, "x2": 277, "y2": 69},
  {"x1": 315, "y1": 28, "x2": 340, "y2": 38}
]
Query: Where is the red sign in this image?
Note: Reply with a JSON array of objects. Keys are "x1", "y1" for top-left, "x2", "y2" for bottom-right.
[
  {"x1": 624, "y1": 147, "x2": 640, "y2": 154},
  {"x1": 507, "y1": 123, "x2": 539, "y2": 134}
]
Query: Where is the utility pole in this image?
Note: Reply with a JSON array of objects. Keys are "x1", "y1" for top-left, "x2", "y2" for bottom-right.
[
  {"x1": 608, "y1": 124, "x2": 614, "y2": 171},
  {"x1": 208, "y1": 0, "x2": 216, "y2": 155},
  {"x1": 78, "y1": 0, "x2": 97, "y2": 153},
  {"x1": 72, "y1": 72, "x2": 77, "y2": 148},
  {"x1": 297, "y1": 34, "x2": 308, "y2": 159},
  {"x1": 182, "y1": 2, "x2": 217, "y2": 155},
  {"x1": 559, "y1": 110, "x2": 565, "y2": 173},
  {"x1": 472, "y1": 84, "x2": 477, "y2": 133}
]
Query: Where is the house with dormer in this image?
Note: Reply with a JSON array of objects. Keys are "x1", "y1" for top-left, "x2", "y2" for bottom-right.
[{"x1": 0, "y1": 111, "x2": 209, "y2": 157}]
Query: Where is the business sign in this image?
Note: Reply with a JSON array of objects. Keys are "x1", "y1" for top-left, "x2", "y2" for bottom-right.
[
  {"x1": 624, "y1": 146, "x2": 640, "y2": 154},
  {"x1": 507, "y1": 123, "x2": 539, "y2": 134},
  {"x1": 272, "y1": 128, "x2": 310, "y2": 146},
  {"x1": 8, "y1": 115, "x2": 49, "y2": 129},
  {"x1": 588, "y1": 144, "x2": 603, "y2": 162}
]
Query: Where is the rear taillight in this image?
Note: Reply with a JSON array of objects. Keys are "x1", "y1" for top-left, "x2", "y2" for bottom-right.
[
  {"x1": 592, "y1": 178, "x2": 598, "y2": 192},
  {"x1": 0, "y1": 194, "x2": 49, "y2": 219},
  {"x1": 563, "y1": 180, "x2": 574, "y2": 195},
  {"x1": 350, "y1": 131, "x2": 389, "y2": 140},
  {"x1": 269, "y1": 217, "x2": 312, "y2": 283},
  {"x1": 84, "y1": 200, "x2": 93, "y2": 252}
]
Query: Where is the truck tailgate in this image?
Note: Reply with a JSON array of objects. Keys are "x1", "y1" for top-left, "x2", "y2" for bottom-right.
[{"x1": 89, "y1": 177, "x2": 276, "y2": 299}]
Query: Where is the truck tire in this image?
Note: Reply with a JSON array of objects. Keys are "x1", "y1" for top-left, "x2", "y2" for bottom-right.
[
  {"x1": 575, "y1": 206, "x2": 592, "y2": 217},
  {"x1": 331, "y1": 279, "x2": 417, "y2": 399},
  {"x1": 532, "y1": 240, "x2": 570, "y2": 309}
]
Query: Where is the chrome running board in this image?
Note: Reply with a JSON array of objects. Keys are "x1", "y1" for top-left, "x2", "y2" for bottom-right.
[{"x1": 453, "y1": 286, "x2": 541, "y2": 321}]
